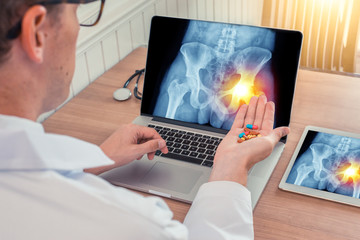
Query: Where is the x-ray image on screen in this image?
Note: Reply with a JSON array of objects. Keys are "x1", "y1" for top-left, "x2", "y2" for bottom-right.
[
  {"x1": 287, "y1": 131, "x2": 360, "y2": 199},
  {"x1": 142, "y1": 16, "x2": 302, "y2": 131},
  {"x1": 153, "y1": 21, "x2": 276, "y2": 130}
]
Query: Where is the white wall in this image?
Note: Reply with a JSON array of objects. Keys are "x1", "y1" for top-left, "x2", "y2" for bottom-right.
[{"x1": 38, "y1": 0, "x2": 264, "y2": 122}]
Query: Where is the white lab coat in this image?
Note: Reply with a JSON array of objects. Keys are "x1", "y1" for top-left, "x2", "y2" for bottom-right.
[{"x1": 0, "y1": 114, "x2": 254, "y2": 240}]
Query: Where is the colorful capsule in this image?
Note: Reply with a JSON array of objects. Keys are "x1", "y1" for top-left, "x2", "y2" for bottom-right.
[{"x1": 237, "y1": 126, "x2": 262, "y2": 143}]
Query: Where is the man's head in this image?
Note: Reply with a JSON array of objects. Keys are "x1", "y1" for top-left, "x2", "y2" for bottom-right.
[
  {"x1": 0, "y1": 0, "x2": 104, "y2": 120},
  {"x1": 0, "y1": 1, "x2": 60, "y2": 65}
]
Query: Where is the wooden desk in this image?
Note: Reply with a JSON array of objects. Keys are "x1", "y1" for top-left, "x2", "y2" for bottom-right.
[{"x1": 43, "y1": 47, "x2": 360, "y2": 239}]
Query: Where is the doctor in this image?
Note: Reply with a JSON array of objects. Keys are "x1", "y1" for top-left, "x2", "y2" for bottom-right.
[{"x1": 0, "y1": 0, "x2": 289, "y2": 239}]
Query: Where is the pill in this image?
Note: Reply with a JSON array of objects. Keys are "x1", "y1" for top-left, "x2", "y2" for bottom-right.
[
  {"x1": 253, "y1": 125, "x2": 258, "y2": 130},
  {"x1": 246, "y1": 124, "x2": 253, "y2": 129},
  {"x1": 237, "y1": 129, "x2": 262, "y2": 143}
]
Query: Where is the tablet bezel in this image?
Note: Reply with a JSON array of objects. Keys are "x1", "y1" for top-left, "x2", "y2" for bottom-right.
[{"x1": 279, "y1": 125, "x2": 360, "y2": 207}]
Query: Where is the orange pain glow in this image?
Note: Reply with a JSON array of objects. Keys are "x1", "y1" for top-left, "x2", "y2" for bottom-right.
[
  {"x1": 335, "y1": 160, "x2": 360, "y2": 185},
  {"x1": 218, "y1": 74, "x2": 264, "y2": 113},
  {"x1": 230, "y1": 82, "x2": 254, "y2": 105}
]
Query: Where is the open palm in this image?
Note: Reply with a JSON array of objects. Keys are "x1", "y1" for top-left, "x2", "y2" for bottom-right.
[{"x1": 211, "y1": 95, "x2": 290, "y2": 185}]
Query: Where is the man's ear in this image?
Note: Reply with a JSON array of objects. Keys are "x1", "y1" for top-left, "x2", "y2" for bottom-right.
[{"x1": 20, "y1": 5, "x2": 48, "y2": 64}]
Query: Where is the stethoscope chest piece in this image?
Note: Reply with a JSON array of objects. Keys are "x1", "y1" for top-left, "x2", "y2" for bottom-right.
[{"x1": 113, "y1": 88, "x2": 132, "y2": 101}]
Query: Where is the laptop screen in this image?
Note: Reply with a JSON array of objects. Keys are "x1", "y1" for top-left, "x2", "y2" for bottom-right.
[{"x1": 141, "y1": 16, "x2": 302, "y2": 132}]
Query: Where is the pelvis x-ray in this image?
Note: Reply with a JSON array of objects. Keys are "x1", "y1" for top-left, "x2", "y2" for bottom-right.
[
  {"x1": 153, "y1": 21, "x2": 276, "y2": 130},
  {"x1": 287, "y1": 131, "x2": 360, "y2": 199}
]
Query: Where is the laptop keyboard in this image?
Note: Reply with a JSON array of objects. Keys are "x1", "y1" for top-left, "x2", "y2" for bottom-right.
[{"x1": 149, "y1": 124, "x2": 223, "y2": 168}]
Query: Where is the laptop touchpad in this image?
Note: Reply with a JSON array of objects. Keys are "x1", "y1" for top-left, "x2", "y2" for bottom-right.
[{"x1": 142, "y1": 162, "x2": 202, "y2": 194}]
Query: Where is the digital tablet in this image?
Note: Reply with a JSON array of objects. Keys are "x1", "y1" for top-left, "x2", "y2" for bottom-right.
[{"x1": 279, "y1": 126, "x2": 360, "y2": 207}]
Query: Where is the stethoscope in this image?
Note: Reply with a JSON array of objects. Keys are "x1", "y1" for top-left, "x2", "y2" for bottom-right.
[{"x1": 113, "y1": 68, "x2": 145, "y2": 101}]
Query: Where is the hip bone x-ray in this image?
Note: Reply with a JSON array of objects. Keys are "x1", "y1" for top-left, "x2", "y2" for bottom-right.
[
  {"x1": 287, "y1": 132, "x2": 360, "y2": 199},
  {"x1": 153, "y1": 21, "x2": 276, "y2": 130}
]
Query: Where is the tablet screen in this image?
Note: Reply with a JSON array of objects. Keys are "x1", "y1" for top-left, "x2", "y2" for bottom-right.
[{"x1": 281, "y1": 126, "x2": 360, "y2": 205}]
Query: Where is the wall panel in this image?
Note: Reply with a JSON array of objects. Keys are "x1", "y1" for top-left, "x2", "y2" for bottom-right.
[
  {"x1": 116, "y1": 23, "x2": 133, "y2": 59},
  {"x1": 155, "y1": 0, "x2": 167, "y2": 15},
  {"x1": 130, "y1": 15, "x2": 146, "y2": 50},
  {"x1": 71, "y1": 53, "x2": 90, "y2": 95},
  {"x1": 187, "y1": 0, "x2": 198, "y2": 19},
  {"x1": 85, "y1": 43, "x2": 106, "y2": 82},
  {"x1": 213, "y1": 0, "x2": 224, "y2": 22},
  {"x1": 102, "y1": 32, "x2": 121, "y2": 71},
  {"x1": 197, "y1": 0, "x2": 207, "y2": 20},
  {"x1": 143, "y1": 6, "x2": 156, "y2": 42},
  {"x1": 177, "y1": 0, "x2": 188, "y2": 18},
  {"x1": 167, "y1": 0, "x2": 178, "y2": 17}
]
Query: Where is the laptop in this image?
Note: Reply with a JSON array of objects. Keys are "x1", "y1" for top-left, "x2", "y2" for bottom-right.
[{"x1": 100, "y1": 16, "x2": 303, "y2": 209}]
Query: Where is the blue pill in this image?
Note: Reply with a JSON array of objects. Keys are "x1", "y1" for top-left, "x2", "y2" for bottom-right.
[
  {"x1": 239, "y1": 133, "x2": 245, "y2": 138},
  {"x1": 246, "y1": 124, "x2": 253, "y2": 129}
]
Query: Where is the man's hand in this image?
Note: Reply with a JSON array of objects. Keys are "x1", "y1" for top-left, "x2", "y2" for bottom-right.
[
  {"x1": 209, "y1": 95, "x2": 290, "y2": 186},
  {"x1": 86, "y1": 124, "x2": 168, "y2": 175}
]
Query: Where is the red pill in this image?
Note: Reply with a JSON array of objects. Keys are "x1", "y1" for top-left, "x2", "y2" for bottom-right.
[
  {"x1": 245, "y1": 131, "x2": 249, "y2": 136},
  {"x1": 253, "y1": 125, "x2": 259, "y2": 130}
]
